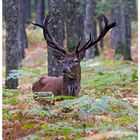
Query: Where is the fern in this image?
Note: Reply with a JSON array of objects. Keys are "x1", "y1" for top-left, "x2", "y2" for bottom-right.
[
  {"x1": 6, "y1": 69, "x2": 37, "y2": 80},
  {"x1": 22, "y1": 108, "x2": 50, "y2": 117},
  {"x1": 61, "y1": 96, "x2": 136, "y2": 117},
  {"x1": 42, "y1": 122, "x2": 83, "y2": 135}
]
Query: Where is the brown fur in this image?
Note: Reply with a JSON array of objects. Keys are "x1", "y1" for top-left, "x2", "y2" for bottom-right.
[
  {"x1": 32, "y1": 53, "x2": 81, "y2": 96},
  {"x1": 32, "y1": 76, "x2": 63, "y2": 96}
]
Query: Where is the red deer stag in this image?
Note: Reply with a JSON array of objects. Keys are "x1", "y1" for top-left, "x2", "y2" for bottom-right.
[{"x1": 32, "y1": 14, "x2": 117, "y2": 96}]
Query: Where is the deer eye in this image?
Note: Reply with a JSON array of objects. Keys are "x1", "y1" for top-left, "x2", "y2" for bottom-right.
[{"x1": 74, "y1": 58, "x2": 78, "y2": 63}]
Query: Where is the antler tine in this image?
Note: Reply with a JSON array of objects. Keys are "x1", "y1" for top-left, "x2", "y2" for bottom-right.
[
  {"x1": 77, "y1": 33, "x2": 93, "y2": 53},
  {"x1": 32, "y1": 14, "x2": 67, "y2": 55},
  {"x1": 32, "y1": 23, "x2": 43, "y2": 28},
  {"x1": 77, "y1": 14, "x2": 118, "y2": 53},
  {"x1": 75, "y1": 38, "x2": 81, "y2": 54},
  {"x1": 43, "y1": 15, "x2": 66, "y2": 54},
  {"x1": 102, "y1": 14, "x2": 108, "y2": 26}
]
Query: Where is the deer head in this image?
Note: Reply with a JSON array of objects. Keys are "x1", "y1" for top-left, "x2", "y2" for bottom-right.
[{"x1": 32, "y1": 14, "x2": 117, "y2": 79}]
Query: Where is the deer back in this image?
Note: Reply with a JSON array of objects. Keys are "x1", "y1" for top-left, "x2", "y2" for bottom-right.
[{"x1": 32, "y1": 76, "x2": 64, "y2": 96}]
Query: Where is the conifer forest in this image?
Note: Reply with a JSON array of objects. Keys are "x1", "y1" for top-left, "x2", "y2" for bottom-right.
[{"x1": 2, "y1": 0, "x2": 138, "y2": 139}]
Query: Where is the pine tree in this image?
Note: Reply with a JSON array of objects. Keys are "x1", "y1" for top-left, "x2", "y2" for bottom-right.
[{"x1": 47, "y1": 0, "x2": 65, "y2": 76}]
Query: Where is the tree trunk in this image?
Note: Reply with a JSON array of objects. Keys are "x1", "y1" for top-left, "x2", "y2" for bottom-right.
[
  {"x1": 124, "y1": 0, "x2": 132, "y2": 60},
  {"x1": 4, "y1": 0, "x2": 20, "y2": 89},
  {"x1": 36, "y1": 0, "x2": 45, "y2": 25},
  {"x1": 47, "y1": 0, "x2": 65, "y2": 76},
  {"x1": 98, "y1": 15, "x2": 104, "y2": 48},
  {"x1": 23, "y1": 0, "x2": 31, "y2": 24},
  {"x1": 65, "y1": 0, "x2": 83, "y2": 52},
  {"x1": 75, "y1": 0, "x2": 85, "y2": 44},
  {"x1": 93, "y1": 20, "x2": 99, "y2": 56},
  {"x1": 111, "y1": 6, "x2": 126, "y2": 60},
  {"x1": 111, "y1": 0, "x2": 132, "y2": 60},
  {"x1": 132, "y1": 0, "x2": 137, "y2": 18},
  {"x1": 84, "y1": 0, "x2": 97, "y2": 59},
  {"x1": 124, "y1": 14, "x2": 132, "y2": 60},
  {"x1": 18, "y1": 0, "x2": 28, "y2": 57}
]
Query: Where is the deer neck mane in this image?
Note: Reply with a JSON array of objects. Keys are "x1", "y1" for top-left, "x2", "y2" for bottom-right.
[{"x1": 63, "y1": 69, "x2": 81, "y2": 96}]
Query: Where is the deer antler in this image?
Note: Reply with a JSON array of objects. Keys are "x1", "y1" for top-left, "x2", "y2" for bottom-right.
[
  {"x1": 76, "y1": 14, "x2": 118, "y2": 55},
  {"x1": 32, "y1": 13, "x2": 67, "y2": 55},
  {"x1": 75, "y1": 34, "x2": 93, "y2": 55}
]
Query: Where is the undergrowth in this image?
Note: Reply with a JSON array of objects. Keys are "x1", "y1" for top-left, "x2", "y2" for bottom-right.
[{"x1": 2, "y1": 58, "x2": 138, "y2": 140}]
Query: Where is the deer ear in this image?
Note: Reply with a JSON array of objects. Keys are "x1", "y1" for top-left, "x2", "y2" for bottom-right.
[{"x1": 77, "y1": 51, "x2": 85, "y2": 61}]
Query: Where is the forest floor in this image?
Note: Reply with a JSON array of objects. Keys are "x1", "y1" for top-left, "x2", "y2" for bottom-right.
[{"x1": 2, "y1": 22, "x2": 138, "y2": 140}]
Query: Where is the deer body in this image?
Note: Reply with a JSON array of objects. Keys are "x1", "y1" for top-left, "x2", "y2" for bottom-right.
[
  {"x1": 32, "y1": 53, "x2": 81, "y2": 96},
  {"x1": 32, "y1": 76, "x2": 63, "y2": 96},
  {"x1": 32, "y1": 75, "x2": 80, "y2": 96},
  {"x1": 32, "y1": 14, "x2": 117, "y2": 96}
]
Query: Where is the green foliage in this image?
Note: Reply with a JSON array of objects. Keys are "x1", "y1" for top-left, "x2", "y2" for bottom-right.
[
  {"x1": 3, "y1": 59, "x2": 138, "y2": 139},
  {"x1": 96, "y1": 0, "x2": 136, "y2": 17},
  {"x1": 42, "y1": 122, "x2": 82, "y2": 137},
  {"x1": 20, "y1": 134, "x2": 41, "y2": 140},
  {"x1": 22, "y1": 108, "x2": 50, "y2": 118},
  {"x1": 96, "y1": 0, "x2": 113, "y2": 15},
  {"x1": 81, "y1": 59, "x2": 137, "y2": 90},
  {"x1": 3, "y1": 89, "x2": 20, "y2": 105},
  {"x1": 33, "y1": 92, "x2": 76, "y2": 105},
  {"x1": 117, "y1": 135, "x2": 137, "y2": 140},
  {"x1": 33, "y1": 92, "x2": 54, "y2": 98},
  {"x1": 131, "y1": 68, "x2": 138, "y2": 81},
  {"x1": 76, "y1": 4, "x2": 84, "y2": 17},
  {"x1": 6, "y1": 69, "x2": 37, "y2": 80},
  {"x1": 53, "y1": 95, "x2": 76, "y2": 101},
  {"x1": 60, "y1": 95, "x2": 136, "y2": 117},
  {"x1": 3, "y1": 109, "x2": 11, "y2": 120},
  {"x1": 3, "y1": 89, "x2": 21, "y2": 97}
]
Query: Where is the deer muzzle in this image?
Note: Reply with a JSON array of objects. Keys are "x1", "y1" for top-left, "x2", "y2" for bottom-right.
[{"x1": 63, "y1": 67, "x2": 71, "y2": 73}]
